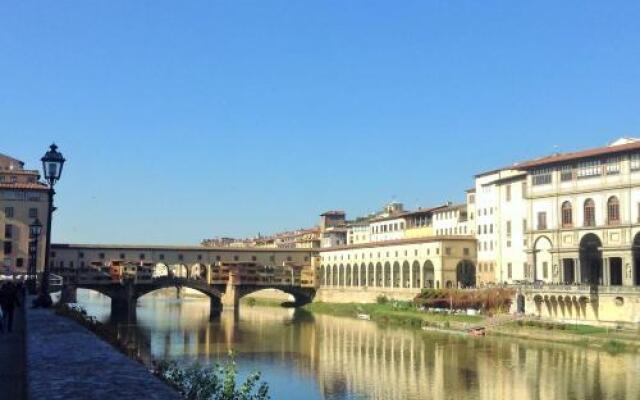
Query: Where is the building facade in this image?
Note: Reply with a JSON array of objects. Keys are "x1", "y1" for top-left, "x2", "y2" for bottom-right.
[
  {"x1": 316, "y1": 236, "x2": 477, "y2": 302},
  {"x1": 0, "y1": 153, "x2": 49, "y2": 275}
]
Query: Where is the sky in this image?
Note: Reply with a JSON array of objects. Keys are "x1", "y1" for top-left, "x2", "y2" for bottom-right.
[{"x1": 1, "y1": 1, "x2": 639, "y2": 245}]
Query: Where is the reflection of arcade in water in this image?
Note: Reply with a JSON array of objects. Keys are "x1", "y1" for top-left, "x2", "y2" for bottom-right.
[{"x1": 79, "y1": 289, "x2": 640, "y2": 400}]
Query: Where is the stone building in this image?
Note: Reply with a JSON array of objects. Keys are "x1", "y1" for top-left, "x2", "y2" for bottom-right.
[
  {"x1": 0, "y1": 152, "x2": 49, "y2": 275},
  {"x1": 316, "y1": 236, "x2": 477, "y2": 302}
]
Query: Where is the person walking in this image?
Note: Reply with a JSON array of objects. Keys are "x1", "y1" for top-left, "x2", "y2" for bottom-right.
[{"x1": 0, "y1": 282, "x2": 20, "y2": 333}]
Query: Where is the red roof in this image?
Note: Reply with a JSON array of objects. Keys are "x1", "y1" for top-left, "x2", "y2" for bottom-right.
[
  {"x1": 0, "y1": 182, "x2": 49, "y2": 191},
  {"x1": 515, "y1": 140, "x2": 640, "y2": 170}
]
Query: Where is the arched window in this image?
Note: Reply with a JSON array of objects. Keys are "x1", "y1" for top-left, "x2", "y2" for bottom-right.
[
  {"x1": 607, "y1": 196, "x2": 620, "y2": 225},
  {"x1": 561, "y1": 201, "x2": 573, "y2": 227},
  {"x1": 584, "y1": 199, "x2": 595, "y2": 227}
]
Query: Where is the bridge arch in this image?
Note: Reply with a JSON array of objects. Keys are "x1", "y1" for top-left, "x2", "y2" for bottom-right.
[
  {"x1": 359, "y1": 263, "x2": 366, "y2": 287},
  {"x1": 346, "y1": 264, "x2": 352, "y2": 286},
  {"x1": 332, "y1": 264, "x2": 338, "y2": 286}
]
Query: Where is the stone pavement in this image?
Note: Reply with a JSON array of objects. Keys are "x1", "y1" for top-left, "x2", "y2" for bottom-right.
[
  {"x1": 0, "y1": 303, "x2": 26, "y2": 400},
  {"x1": 27, "y1": 307, "x2": 181, "y2": 400}
]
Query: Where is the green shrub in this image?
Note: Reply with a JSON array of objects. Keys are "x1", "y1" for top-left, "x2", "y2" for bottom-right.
[
  {"x1": 245, "y1": 298, "x2": 257, "y2": 307},
  {"x1": 376, "y1": 295, "x2": 389, "y2": 305},
  {"x1": 155, "y1": 354, "x2": 270, "y2": 400}
]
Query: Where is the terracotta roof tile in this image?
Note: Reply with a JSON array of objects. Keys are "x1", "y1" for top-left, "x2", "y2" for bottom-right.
[
  {"x1": 0, "y1": 182, "x2": 49, "y2": 190},
  {"x1": 514, "y1": 140, "x2": 640, "y2": 170}
]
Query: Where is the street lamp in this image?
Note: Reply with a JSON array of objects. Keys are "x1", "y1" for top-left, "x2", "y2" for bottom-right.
[
  {"x1": 36, "y1": 143, "x2": 66, "y2": 307},
  {"x1": 29, "y1": 218, "x2": 43, "y2": 294}
]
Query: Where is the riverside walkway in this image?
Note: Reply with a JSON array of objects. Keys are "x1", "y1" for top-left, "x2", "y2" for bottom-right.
[
  {"x1": 27, "y1": 306, "x2": 181, "y2": 400},
  {"x1": 0, "y1": 303, "x2": 26, "y2": 400}
]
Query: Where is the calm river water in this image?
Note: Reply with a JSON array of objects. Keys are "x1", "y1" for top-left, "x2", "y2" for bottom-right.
[{"x1": 75, "y1": 289, "x2": 640, "y2": 400}]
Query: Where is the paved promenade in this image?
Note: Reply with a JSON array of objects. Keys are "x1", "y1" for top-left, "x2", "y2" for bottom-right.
[
  {"x1": 0, "y1": 304, "x2": 26, "y2": 400},
  {"x1": 27, "y1": 307, "x2": 181, "y2": 400}
]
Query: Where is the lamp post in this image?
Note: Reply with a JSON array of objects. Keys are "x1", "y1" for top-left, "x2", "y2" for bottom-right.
[
  {"x1": 29, "y1": 218, "x2": 43, "y2": 294},
  {"x1": 36, "y1": 143, "x2": 65, "y2": 307}
]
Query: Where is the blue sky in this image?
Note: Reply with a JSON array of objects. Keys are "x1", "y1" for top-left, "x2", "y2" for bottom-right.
[{"x1": 1, "y1": 1, "x2": 639, "y2": 245}]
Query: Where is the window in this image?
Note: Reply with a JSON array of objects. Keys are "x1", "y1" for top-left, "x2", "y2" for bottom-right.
[
  {"x1": 532, "y1": 168, "x2": 552, "y2": 186},
  {"x1": 99, "y1": 253, "x2": 105, "y2": 259},
  {"x1": 234, "y1": 255, "x2": 239, "y2": 261},
  {"x1": 3, "y1": 241, "x2": 11, "y2": 255},
  {"x1": 78, "y1": 252, "x2": 84, "y2": 258},
  {"x1": 251, "y1": 256, "x2": 257, "y2": 261},
  {"x1": 523, "y1": 219, "x2": 527, "y2": 233},
  {"x1": 506, "y1": 240, "x2": 511, "y2": 248},
  {"x1": 4, "y1": 224, "x2": 12, "y2": 239},
  {"x1": 159, "y1": 254, "x2": 165, "y2": 260},
  {"x1": 178, "y1": 254, "x2": 184, "y2": 261},
  {"x1": 139, "y1": 253, "x2": 145, "y2": 260},
  {"x1": 537, "y1": 212, "x2": 547, "y2": 230},
  {"x1": 584, "y1": 199, "x2": 596, "y2": 227},
  {"x1": 120, "y1": 253, "x2": 125, "y2": 259},
  {"x1": 463, "y1": 248, "x2": 469, "y2": 256},
  {"x1": 506, "y1": 185, "x2": 511, "y2": 202},
  {"x1": 607, "y1": 196, "x2": 620, "y2": 225},
  {"x1": 522, "y1": 182, "x2": 527, "y2": 198},
  {"x1": 577, "y1": 160, "x2": 601, "y2": 179},
  {"x1": 445, "y1": 247, "x2": 451, "y2": 256},
  {"x1": 561, "y1": 201, "x2": 573, "y2": 227},
  {"x1": 4, "y1": 207, "x2": 13, "y2": 218},
  {"x1": 469, "y1": 194, "x2": 475, "y2": 204},
  {"x1": 606, "y1": 157, "x2": 620, "y2": 175},
  {"x1": 560, "y1": 165, "x2": 573, "y2": 181},
  {"x1": 506, "y1": 221, "x2": 512, "y2": 236},
  {"x1": 631, "y1": 154, "x2": 640, "y2": 171},
  {"x1": 507, "y1": 263, "x2": 512, "y2": 279},
  {"x1": 29, "y1": 208, "x2": 38, "y2": 218},
  {"x1": 543, "y1": 262, "x2": 548, "y2": 279}
]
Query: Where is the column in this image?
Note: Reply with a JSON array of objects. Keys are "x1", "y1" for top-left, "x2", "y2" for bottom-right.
[
  {"x1": 574, "y1": 258, "x2": 581, "y2": 284},
  {"x1": 603, "y1": 257, "x2": 610, "y2": 286}
]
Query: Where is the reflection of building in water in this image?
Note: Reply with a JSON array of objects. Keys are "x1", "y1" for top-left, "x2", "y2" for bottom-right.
[
  {"x1": 311, "y1": 314, "x2": 640, "y2": 400},
  {"x1": 76, "y1": 292, "x2": 640, "y2": 400}
]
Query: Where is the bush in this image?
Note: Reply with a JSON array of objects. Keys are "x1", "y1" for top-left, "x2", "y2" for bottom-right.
[
  {"x1": 376, "y1": 295, "x2": 389, "y2": 305},
  {"x1": 245, "y1": 298, "x2": 257, "y2": 307},
  {"x1": 155, "y1": 354, "x2": 270, "y2": 400},
  {"x1": 413, "y1": 288, "x2": 515, "y2": 313}
]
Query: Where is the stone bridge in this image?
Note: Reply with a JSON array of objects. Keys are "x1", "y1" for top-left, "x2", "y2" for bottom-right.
[
  {"x1": 50, "y1": 243, "x2": 319, "y2": 317},
  {"x1": 62, "y1": 275, "x2": 317, "y2": 318}
]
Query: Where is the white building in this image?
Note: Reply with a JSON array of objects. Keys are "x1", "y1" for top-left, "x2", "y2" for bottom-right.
[{"x1": 432, "y1": 203, "x2": 469, "y2": 236}]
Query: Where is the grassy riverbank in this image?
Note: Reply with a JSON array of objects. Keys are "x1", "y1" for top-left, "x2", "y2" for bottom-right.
[
  {"x1": 302, "y1": 301, "x2": 484, "y2": 329},
  {"x1": 488, "y1": 320, "x2": 640, "y2": 353},
  {"x1": 244, "y1": 297, "x2": 640, "y2": 353}
]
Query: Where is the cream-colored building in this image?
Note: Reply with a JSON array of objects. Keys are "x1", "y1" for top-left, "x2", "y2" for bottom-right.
[
  {"x1": 0, "y1": 153, "x2": 49, "y2": 275},
  {"x1": 520, "y1": 138, "x2": 640, "y2": 287},
  {"x1": 0, "y1": 154, "x2": 49, "y2": 274},
  {"x1": 316, "y1": 236, "x2": 477, "y2": 302}
]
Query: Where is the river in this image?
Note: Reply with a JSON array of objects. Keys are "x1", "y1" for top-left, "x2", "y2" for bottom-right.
[{"x1": 74, "y1": 289, "x2": 640, "y2": 400}]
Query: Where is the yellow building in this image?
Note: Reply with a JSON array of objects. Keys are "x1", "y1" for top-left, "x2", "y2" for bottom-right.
[{"x1": 0, "y1": 153, "x2": 49, "y2": 275}]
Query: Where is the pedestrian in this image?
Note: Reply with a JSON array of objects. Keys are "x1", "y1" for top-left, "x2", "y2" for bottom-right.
[{"x1": 0, "y1": 282, "x2": 20, "y2": 333}]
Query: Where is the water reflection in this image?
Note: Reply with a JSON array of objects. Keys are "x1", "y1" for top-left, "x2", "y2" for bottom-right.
[{"x1": 76, "y1": 289, "x2": 640, "y2": 400}]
